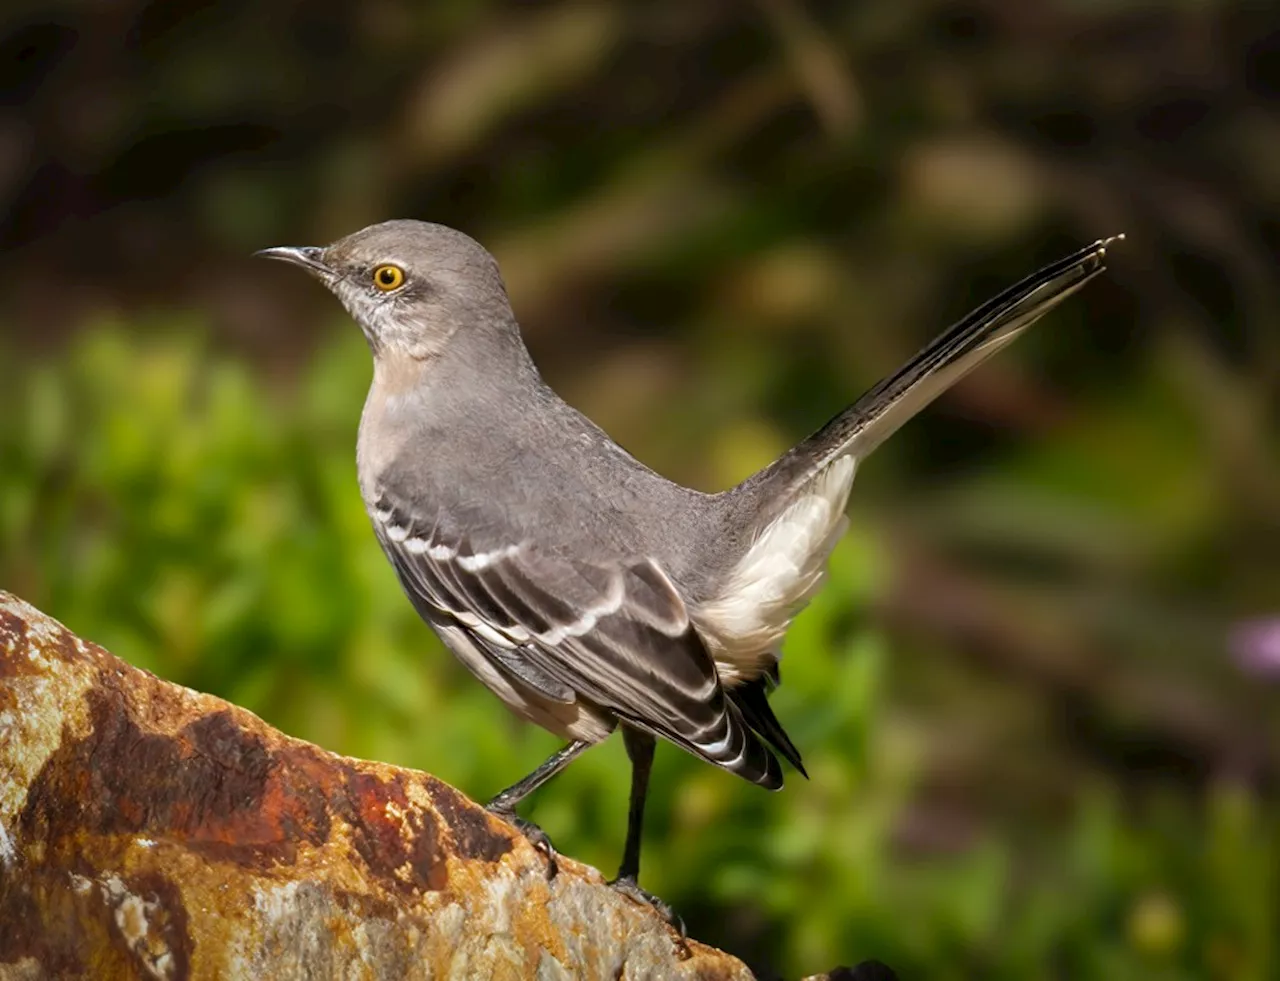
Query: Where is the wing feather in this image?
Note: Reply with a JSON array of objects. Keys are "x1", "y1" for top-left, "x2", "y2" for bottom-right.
[{"x1": 372, "y1": 497, "x2": 787, "y2": 788}]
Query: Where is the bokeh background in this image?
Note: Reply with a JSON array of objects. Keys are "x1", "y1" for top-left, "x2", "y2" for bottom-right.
[{"x1": 2, "y1": 2, "x2": 1279, "y2": 977}]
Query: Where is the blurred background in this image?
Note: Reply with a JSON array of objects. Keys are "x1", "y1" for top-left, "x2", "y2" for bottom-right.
[{"x1": 2, "y1": 1, "x2": 1278, "y2": 977}]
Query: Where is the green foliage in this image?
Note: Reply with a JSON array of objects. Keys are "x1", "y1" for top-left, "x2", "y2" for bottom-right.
[{"x1": 2, "y1": 327, "x2": 1275, "y2": 979}]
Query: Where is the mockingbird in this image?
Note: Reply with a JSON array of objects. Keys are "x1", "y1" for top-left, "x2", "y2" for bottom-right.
[{"x1": 259, "y1": 222, "x2": 1117, "y2": 917}]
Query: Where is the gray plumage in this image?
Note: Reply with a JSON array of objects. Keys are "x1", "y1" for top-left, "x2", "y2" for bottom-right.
[{"x1": 259, "y1": 221, "x2": 1117, "y2": 902}]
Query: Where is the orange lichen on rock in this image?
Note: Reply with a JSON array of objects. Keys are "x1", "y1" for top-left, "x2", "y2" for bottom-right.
[{"x1": 0, "y1": 592, "x2": 783, "y2": 980}]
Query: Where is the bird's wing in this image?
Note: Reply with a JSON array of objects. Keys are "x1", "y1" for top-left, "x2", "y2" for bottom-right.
[{"x1": 371, "y1": 494, "x2": 784, "y2": 788}]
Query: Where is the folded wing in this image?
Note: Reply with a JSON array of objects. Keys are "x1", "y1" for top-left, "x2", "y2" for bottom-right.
[{"x1": 372, "y1": 496, "x2": 785, "y2": 788}]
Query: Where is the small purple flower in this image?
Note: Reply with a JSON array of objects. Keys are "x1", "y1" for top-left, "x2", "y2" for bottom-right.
[{"x1": 1229, "y1": 618, "x2": 1280, "y2": 678}]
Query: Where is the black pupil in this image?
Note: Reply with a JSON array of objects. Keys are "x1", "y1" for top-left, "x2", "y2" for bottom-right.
[{"x1": 379, "y1": 268, "x2": 396, "y2": 285}]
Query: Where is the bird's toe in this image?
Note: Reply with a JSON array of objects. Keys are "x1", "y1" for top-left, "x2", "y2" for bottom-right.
[
  {"x1": 487, "y1": 806, "x2": 559, "y2": 879},
  {"x1": 609, "y1": 874, "x2": 686, "y2": 938}
]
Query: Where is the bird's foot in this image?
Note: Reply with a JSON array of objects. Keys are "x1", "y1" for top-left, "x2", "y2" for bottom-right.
[
  {"x1": 609, "y1": 874, "x2": 687, "y2": 939},
  {"x1": 486, "y1": 805, "x2": 559, "y2": 879}
]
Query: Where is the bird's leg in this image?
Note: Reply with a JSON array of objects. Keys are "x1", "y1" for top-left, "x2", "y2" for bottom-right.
[
  {"x1": 486, "y1": 739, "x2": 590, "y2": 877},
  {"x1": 614, "y1": 727, "x2": 654, "y2": 884},
  {"x1": 609, "y1": 727, "x2": 685, "y2": 936}
]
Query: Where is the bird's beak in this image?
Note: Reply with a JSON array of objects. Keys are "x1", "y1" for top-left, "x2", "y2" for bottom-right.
[{"x1": 254, "y1": 245, "x2": 333, "y2": 278}]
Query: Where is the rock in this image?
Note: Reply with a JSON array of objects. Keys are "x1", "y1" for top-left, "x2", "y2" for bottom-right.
[{"x1": 0, "y1": 592, "x2": 864, "y2": 980}]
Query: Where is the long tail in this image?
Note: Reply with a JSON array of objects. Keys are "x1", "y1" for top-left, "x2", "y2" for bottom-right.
[{"x1": 744, "y1": 236, "x2": 1121, "y2": 505}]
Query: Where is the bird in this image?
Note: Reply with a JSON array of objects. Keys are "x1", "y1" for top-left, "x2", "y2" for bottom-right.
[{"x1": 258, "y1": 221, "x2": 1118, "y2": 920}]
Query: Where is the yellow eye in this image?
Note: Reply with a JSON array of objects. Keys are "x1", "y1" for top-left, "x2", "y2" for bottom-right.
[{"x1": 372, "y1": 264, "x2": 405, "y2": 291}]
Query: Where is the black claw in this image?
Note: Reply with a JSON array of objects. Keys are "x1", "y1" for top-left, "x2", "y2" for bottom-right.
[
  {"x1": 487, "y1": 807, "x2": 559, "y2": 879},
  {"x1": 609, "y1": 875, "x2": 687, "y2": 938},
  {"x1": 514, "y1": 817, "x2": 560, "y2": 879}
]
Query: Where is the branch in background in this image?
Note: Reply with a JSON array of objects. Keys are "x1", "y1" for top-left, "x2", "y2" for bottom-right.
[{"x1": 0, "y1": 592, "x2": 870, "y2": 980}]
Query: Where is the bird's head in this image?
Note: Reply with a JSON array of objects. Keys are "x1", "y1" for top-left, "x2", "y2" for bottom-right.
[{"x1": 257, "y1": 219, "x2": 516, "y2": 360}]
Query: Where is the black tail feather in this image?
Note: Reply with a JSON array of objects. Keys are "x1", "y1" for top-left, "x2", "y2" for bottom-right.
[{"x1": 729, "y1": 677, "x2": 807, "y2": 778}]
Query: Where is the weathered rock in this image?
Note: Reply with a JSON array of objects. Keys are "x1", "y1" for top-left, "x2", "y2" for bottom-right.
[{"x1": 0, "y1": 592, "x2": 864, "y2": 980}]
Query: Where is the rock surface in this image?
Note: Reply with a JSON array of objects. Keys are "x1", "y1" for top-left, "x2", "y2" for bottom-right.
[{"x1": 0, "y1": 592, "x2": 862, "y2": 980}]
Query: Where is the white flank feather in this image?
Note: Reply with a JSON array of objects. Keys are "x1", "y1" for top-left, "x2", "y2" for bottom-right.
[{"x1": 696, "y1": 455, "x2": 857, "y2": 684}]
